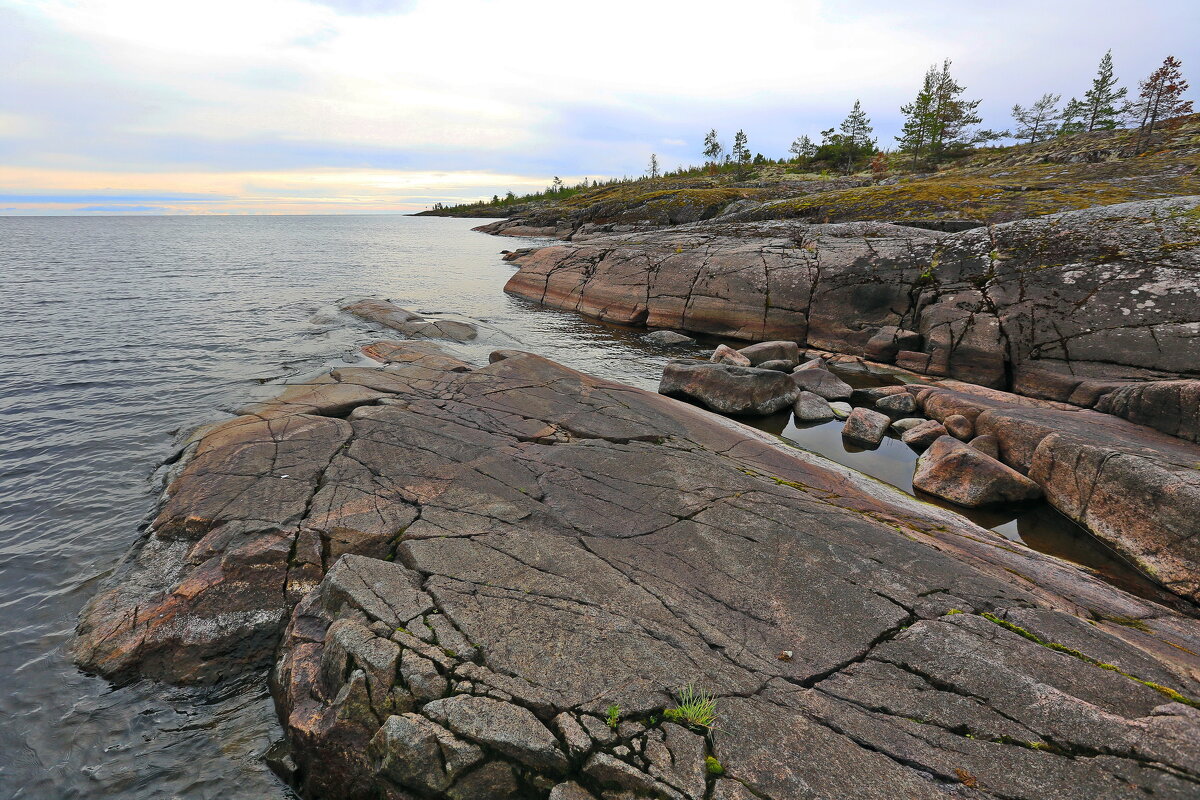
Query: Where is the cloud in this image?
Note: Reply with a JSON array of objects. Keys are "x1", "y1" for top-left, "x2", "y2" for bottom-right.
[{"x1": 1, "y1": 0, "x2": 1194, "y2": 213}]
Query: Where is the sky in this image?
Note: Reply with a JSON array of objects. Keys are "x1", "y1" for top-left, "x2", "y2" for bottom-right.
[{"x1": 0, "y1": 0, "x2": 1194, "y2": 215}]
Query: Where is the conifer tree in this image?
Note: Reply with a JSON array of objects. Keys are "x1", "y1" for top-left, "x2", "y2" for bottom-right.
[
  {"x1": 1082, "y1": 50, "x2": 1128, "y2": 131},
  {"x1": 731, "y1": 129, "x2": 751, "y2": 176},
  {"x1": 647, "y1": 153, "x2": 660, "y2": 180},
  {"x1": 1132, "y1": 56, "x2": 1193, "y2": 153},
  {"x1": 1011, "y1": 93, "x2": 1062, "y2": 144},
  {"x1": 789, "y1": 135, "x2": 816, "y2": 163},
  {"x1": 896, "y1": 59, "x2": 988, "y2": 165},
  {"x1": 1058, "y1": 98, "x2": 1087, "y2": 135},
  {"x1": 897, "y1": 65, "x2": 937, "y2": 167}
]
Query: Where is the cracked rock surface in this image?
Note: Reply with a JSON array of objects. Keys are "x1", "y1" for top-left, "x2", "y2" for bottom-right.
[
  {"x1": 503, "y1": 197, "x2": 1200, "y2": 390},
  {"x1": 75, "y1": 344, "x2": 1200, "y2": 799}
]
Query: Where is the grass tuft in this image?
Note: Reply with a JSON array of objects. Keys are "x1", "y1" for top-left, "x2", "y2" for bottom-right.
[{"x1": 664, "y1": 683, "x2": 719, "y2": 730}]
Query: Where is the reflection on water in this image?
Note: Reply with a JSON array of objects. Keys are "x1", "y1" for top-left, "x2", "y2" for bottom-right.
[{"x1": 741, "y1": 405, "x2": 1182, "y2": 607}]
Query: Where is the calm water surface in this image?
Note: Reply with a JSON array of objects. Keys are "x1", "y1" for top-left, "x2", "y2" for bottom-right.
[{"x1": 0, "y1": 215, "x2": 1162, "y2": 799}]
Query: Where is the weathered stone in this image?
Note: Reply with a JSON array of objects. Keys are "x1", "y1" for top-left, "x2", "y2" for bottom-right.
[
  {"x1": 423, "y1": 695, "x2": 569, "y2": 773},
  {"x1": 368, "y1": 713, "x2": 483, "y2": 794},
  {"x1": 552, "y1": 713, "x2": 592, "y2": 757},
  {"x1": 446, "y1": 760, "x2": 519, "y2": 800},
  {"x1": 755, "y1": 358, "x2": 795, "y2": 372},
  {"x1": 842, "y1": 407, "x2": 892, "y2": 448},
  {"x1": 738, "y1": 340, "x2": 800, "y2": 367},
  {"x1": 400, "y1": 649, "x2": 447, "y2": 702},
  {"x1": 969, "y1": 434, "x2": 1000, "y2": 459},
  {"x1": 641, "y1": 330, "x2": 696, "y2": 346},
  {"x1": 345, "y1": 298, "x2": 479, "y2": 342},
  {"x1": 865, "y1": 326, "x2": 922, "y2": 363},
  {"x1": 877, "y1": 393, "x2": 918, "y2": 415},
  {"x1": 896, "y1": 350, "x2": 932, "y2": 372},
  {"x1": 709, "y1": 344, "x2": 750, "y2": 366},
  {"x1": 790, "y1": 368, "x2": 852, "y2": 400},
  {"x1": 645, "y1": 723, "x2": 706, "y2": 799},
  {"x1": 792, "y1": 391, "x2": 835, "y2": 422},
  {"x1": 829, "y1": 401, "x2": 852, "y2": 419},
  {"x1": 582, "y1": 753, "x2": 667, "y2": 796},
  {"x1": 505, "y1": 198, "x2": 1200, "y2": 389},
  {"x1": 659, "y1": 361, "x2": 798, "y2": 416},
  {"x1": 80, "y1": 349, "x2": 1200, "y2": 799},
  {"x1": 943, "y1": 414, "x2": 974, "y2": 440},
  {"x1": 913, "y1": 436, "x2": 1043, "y2": 508},
  {"x1": 900, "y1": 420, "x2": 947, "y2": 450},
  {"x1": 549, "y1": 782, "x2": 599, "y2": 800},
  {"x1": 851, "y1": 385, "x2": 909, "y2": 405},
  {"x1": 793, "y1": 357, "x2": 827, "y2": 371},
  {"x1": 891, "y1": 418, "x2": 926, "y2": 434},
  {"x1": 1096, "y1": 380, "x2": 1200, "y2": 443}
]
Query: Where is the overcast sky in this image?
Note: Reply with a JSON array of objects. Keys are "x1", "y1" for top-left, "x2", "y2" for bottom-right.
[{"x1": 1, "y1": 0, "x2": 1194, "y2": 214}]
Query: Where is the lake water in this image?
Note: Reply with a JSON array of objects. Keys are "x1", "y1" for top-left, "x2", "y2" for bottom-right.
[{"x1": 0, "y1": 215, "x2": 1162, "y2": 799}]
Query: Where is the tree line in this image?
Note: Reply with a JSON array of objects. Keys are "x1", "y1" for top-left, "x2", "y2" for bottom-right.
[
  {"x1": 431, "y1": 53, "x2": 1191, "y2": 211},
  {"x1": 686, "y1": 53, "x2": 1191, "y2": 177}
]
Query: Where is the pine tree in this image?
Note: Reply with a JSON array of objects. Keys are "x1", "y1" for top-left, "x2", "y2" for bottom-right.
[
  {"x1": 647, "y1": 153, "x2": 660, "y2": 180},
  {"x1": 789, "y1": 135, "x2": 816, "y2": 163},
  {"x1": 1058, "y1": 98, "x2": 1087, "y2": 135},
  {"x1": 732, "y1": 129, "x2": 751, "y2": 176},
  {"x1": 1082, "y1": 50, "x2": 1128, "y2": 131},
  {"x1": 897, "y1": 59, "x2": 991, "y2": 164},
  {"x1": 897, "y1": 64, "x2": 938, "y2": 167},
  {"x1": 1011, "y1": 93, "x2": 1062, "y2": 144},
  {"x1": 702, "y1": 129, "x2": 724, "y2": 171},
  {"x1": 837, "y1": 100, "x2": 876, "y2": 172},
  {"x1": 1132, "y1": 56, "x2": 1193, "y2": 153}
]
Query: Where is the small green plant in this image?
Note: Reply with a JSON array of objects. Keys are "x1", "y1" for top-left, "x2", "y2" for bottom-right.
[
  {"x1": 663, "y1": 683, "x2": 718, "y2": 730},
  {"x1": 605, "y1": 704, "x2": 621, "y2": 729},
  {"x1": 705, "y1": 756, "x2": 725, "y2": 776}
]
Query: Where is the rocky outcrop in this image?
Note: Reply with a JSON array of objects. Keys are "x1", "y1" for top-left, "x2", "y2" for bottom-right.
[
  {"x1": 916, "y1": 380, "x2": 1200, "y2": 602},
  {"x1": 75, "y1": 343, "x2": 1200, "y2": 800},
  {"x1": 345, "y1": 298, "x2": 480, "y2": 342},
  {"x1": 504, "y1": 198, "x2": 1200, "y2": 390}
]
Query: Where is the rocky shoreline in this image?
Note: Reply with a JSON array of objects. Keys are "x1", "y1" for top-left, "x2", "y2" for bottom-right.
[
  {"x1": 73, "y1": 179, "x2": 1200, "y2": 798},
  {"x1": 74, "y1": 333, "x2": 1200, "y2": 799}
]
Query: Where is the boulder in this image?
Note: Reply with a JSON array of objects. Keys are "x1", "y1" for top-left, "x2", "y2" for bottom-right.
[
  {"x1": 794, "y1": 358, "x2": 828, "y2": 371},
  {"x1": 913, "y1": 436, "x2": 1043, "y2": 508},
  {"x1": 829, "y1": 401, "x2": 853, "y2": 419},
  {"x1": 877, "y1": 393, "x2": 918, "y2": 415},
  {"x1": 944, "y1": 414, "x2": 974, "y2": 440},
  {"x1": 901, "y1": 420, "x2": 948, "y2": 450},
  {"x1": 850, "y1": 385, "x2": 909, "y2": 405},
  {"x1": 710, "y1": 344, "x2": 751, "y2": 367},
  {"x1": 659, "y1": 361, "x2": 798, "y2": 416},
  {"x1": 890, "y1": 418, "x2": 926, "y2": 435},
  {"x1": 738, "y1": 340, "x2": 800, "y2": 367},
  {"x1": 842, "y1": 407, "x2": 892, "y2": 448},
  {"x1": 757, "y1": 359, "x2": 796, "y2": 372},
  {"x1": 642, "y1": 330, "x2": 696, "y2": 346},
  {"x1": 791, "y1": 369, "x2": 853, "y2": 401},
  {"x1": 793, "y1": 391, "x2": 835, "y2": 423}
]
